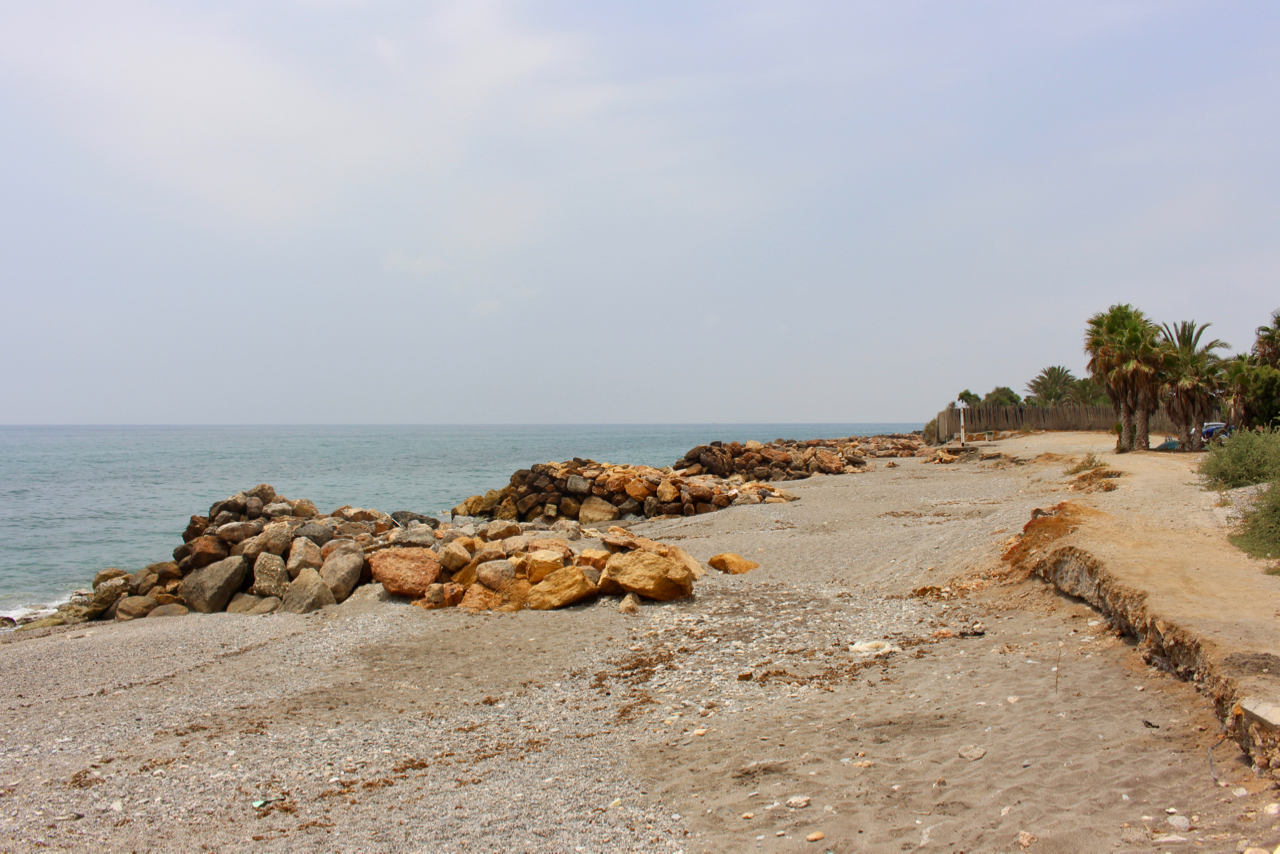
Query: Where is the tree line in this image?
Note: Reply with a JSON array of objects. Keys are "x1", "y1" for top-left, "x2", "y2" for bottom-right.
[{"x1": 953, "y1": 305, "x2": 1280, "y2": 453}]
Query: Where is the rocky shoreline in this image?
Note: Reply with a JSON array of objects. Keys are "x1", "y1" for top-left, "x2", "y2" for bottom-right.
[{"x1": 7, "y1": 434, "x2": 924, "y2": 632}]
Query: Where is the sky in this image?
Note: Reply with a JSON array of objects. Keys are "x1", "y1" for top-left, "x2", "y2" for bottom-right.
[{"x1": 1, "y1": 1, "x2": 1278, "y2": 424}]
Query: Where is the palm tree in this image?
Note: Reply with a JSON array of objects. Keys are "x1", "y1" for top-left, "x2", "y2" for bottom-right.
[
  {"x1": 1159, "y1": 321, "x2": 1228, "y2": 450},
  {"x1": 1254, "y1": 309, "x2": 1280, "y2": 368},
  {"x1": 1086, "y1": 304, "x2": 1158, "y2": 452},
  {"x1": 1067, "y1": 376, "x2": 1109, "y2": 406},
  {"x1": 1025, "y1": 366, "x2": 1075, "y2": 406},
  {"x1": 1224, "y1": 355, "x2": 1256, "y2": 428}
]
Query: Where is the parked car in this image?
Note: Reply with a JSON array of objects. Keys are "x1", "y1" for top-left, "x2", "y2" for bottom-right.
[{"x1": 1202, "y1": 422, "x2": 1230, "y2": 441}]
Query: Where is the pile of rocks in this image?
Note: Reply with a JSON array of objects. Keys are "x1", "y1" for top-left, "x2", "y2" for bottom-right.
[
  {"x1": 25, "y1": 484, "x2": 732, "y2": 630},
  {"x1": 449, "y1": 434, "x2": 922, "y2": 524},
  {"x1": 673, "y1": 434, "x2": 924, "y2": 480}
]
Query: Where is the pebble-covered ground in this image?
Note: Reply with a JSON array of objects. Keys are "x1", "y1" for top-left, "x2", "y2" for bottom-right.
[{"x1": 2, "y1": 450, "x2": 1279, "y2": 852}]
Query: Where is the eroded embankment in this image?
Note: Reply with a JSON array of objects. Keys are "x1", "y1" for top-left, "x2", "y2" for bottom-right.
[{"x1": 1010, "y1": 504, "x2": 1280, "y2": 774}]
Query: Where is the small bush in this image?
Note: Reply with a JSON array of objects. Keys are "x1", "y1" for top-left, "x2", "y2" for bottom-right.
[
  {"x1": 1065, "y1": 452, "x2": 1107, "y2": 476},
  {"x1": 1199, "y1": 428, "x2": 1280, "y2": 489},
  {"x1": 1232, "y1": 481, "x2": 1280, "y2": 561},
  {"x1": 923, "y1": 419, "x2": 938, "y2": 445}
]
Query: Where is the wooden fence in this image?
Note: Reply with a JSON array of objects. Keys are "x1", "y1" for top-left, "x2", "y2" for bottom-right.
[{"x1": 933, "y1": 404, "x2": 1178, "y2": 443}]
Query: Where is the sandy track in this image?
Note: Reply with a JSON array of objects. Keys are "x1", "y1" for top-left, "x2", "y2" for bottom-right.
[{"x1": 1, "y1": 439, "x2": 1277, "y2": 852}]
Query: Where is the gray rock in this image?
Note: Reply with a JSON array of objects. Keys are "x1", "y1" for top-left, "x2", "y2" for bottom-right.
[
  {"x1": 391, "y1": 511, "x2": 438, "y2": 529},
  {"x1": 477, "y1": 559, "x2": 516, "y2": 590},
  {"x1": 387, "y1": 527, "x2": 437, "y2": 548},
  {"x1": 501, "y1": 535, "x2": 530, "y2": 555},
  {"x1": 286, "y1": 537, "x2": 323, "y2": 579},
  {"x1": 261, "y1": 521, "x2": 292, "y2": 555},
  {"x1": 146, "y1": 603, "x2": 188, "y2": 618},
  {"x1": 215, "y1": 492, "x2": 249, "y2": 516},
  {"x1": 114, "y1": 596, "x2": 157, "y2": 621},
  {"x1": 550, "y1": 519, "x2": 583, "y2": 540},
  {"x1": 251, "y1": 553, "x2": 289, "y2": 599},
  {"x1": 263, "y1": 501, "x2": 293, "y2": 518},
  {"x1": 178, "y1": 555, "x2": 248, "y2": 613},
  {"x1": 566, "y1": 475, "x2": 592, "y2": 495},
  {"x1": 293, "y1": 522, "x2": 334, "y2": 548},
  {"x1": 0, "y1": 616, "x2": 15, "y2": 629},
  {"x1": 320, "y1": 551, "x2": 363, "y2": 603},
  {"x1": 280, "y1": 567, "x2": 336, "y2": 614},
  {"x1": 245, "y1": 497, "x2": 264, "y2": 519}
]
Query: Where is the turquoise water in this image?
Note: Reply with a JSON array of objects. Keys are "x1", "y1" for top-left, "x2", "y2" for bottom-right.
[{"x1": 0, "y1": 424, "x2": 920, "y2": 615}]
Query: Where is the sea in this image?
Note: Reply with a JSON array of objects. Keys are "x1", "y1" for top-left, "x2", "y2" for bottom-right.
[{"x1": 0, "y1": 423, "x2": 920, "y2": 618}]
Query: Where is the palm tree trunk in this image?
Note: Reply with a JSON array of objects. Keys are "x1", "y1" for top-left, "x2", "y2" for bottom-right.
[
  {"x1": 1120, "y1": 405, "x2": 1135, "y2": 452},
  {"x1": 1135, "y1": 406, "x2": 1151, "y2": 451}
]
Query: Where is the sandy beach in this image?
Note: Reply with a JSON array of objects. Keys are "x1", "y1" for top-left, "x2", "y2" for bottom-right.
[{"x1": 2, "y1": 432, "x2": 1278, "y2": 853}]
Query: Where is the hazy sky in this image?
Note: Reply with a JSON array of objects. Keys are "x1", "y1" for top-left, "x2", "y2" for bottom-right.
[{"x1": 2, "y1": 1, "x2": 1277, "y2": 424}]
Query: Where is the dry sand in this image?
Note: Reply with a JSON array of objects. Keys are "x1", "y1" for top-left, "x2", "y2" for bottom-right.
[{"x1": 2, "y1": 432, "x2": 1278, "y2": 853}]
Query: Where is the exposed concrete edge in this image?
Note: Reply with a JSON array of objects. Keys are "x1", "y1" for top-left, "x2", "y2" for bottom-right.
[{"x1": 1030, "y1": 544, "x2": 1280, "y2": 774}]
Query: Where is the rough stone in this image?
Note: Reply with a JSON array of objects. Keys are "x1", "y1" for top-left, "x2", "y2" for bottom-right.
[
  {"x1": 320, "y1": 551, "x2": 364, "y2": 603},
  {"x1": 368, "y1": 548, "x2": 442, "y2": 599},
  {"x1": 477, "y1": 559, "x2": 516, "y2": 591},
  {"x1": 250, "y1": 553, "x2": 290, "y2": 599},
  {"x1": 280, "y1": 567, "x2": 337, "y2": 613},
  {"x1": 528, "y1": 566, "x2": 597, "y2": 610},
  {"x1": 114, "y1": 596, "x2": 157, "y2": 621},
  {"x1": 656, "y1": 480, "x2": 680, "y2": 503},
  {"x1": 618, "y1": 592, "x2": 641, "y2": 614},
  {"x1": 146, "y1": 603, "x2": 188, "y2": 618},
  {"x1": 263, "y1": 501, "x2": 294, "y2": 518},
  {"x1": 286, "y1": 537, "x2": 323, "y2": 579},
  {"x1": 387, "y1": 527, "x2": 438, "y2": 548},
  {"x1": 226, "y1": 593, "x2": 265, "y2": 615},
  {"x1": 458, "y1": 583, "x2": 503, "y2": 612},
  {"x1": 601, "y1": 551, "x2": 694, "y2": 601},
  {"x1": 216, "y1": 520, "x2": 262, "y2": 545},
  {"x1": 414, "y1": 582, "x2": 466, "y2": 610},
  {"x1": 526, "y1": 550, "x2": 566, "y2": 584},
  {"x1": 93, "y1": 568, "x2": 130, "y2": 590},
  {"x1": 484, "y1": 520, "x2": 522, "y2": 541},
  {"x1": 291, "y1": 498, "x2": 319, "y2": 518},
  {"x1": 708, "y1": 553, "x2": 759, "y2": 574},
  {"x1": 391, "y1": 511, "x2": 439, "y2": 529},
  {"x1": 185, "y1": 536, "x2": 229, "y2": 571},
  {"x1": 293, "y1": 522, "x2": 333, "y2": 547},
  {"x1": 85, "y1": 576, "x2": 133, "y2": 619},
  {"x1": 178, "y1": 556, "x2": 248, "y2": 613},
  {"x1": 247, "y1": 483, "x2": 277, "y2": 505},
  {"x1": 578, "y1": 495, "x2": 620, "y2": 525},
  {"x1": 439, "y1": 541, "x2": 473, "y2": 572}
]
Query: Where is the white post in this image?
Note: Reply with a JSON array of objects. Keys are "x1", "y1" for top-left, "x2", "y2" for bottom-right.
[{"x1": 960, "y1": 406, "x2": 966, "y2": 445}]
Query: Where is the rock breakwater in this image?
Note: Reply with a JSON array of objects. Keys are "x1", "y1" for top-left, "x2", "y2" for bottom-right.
[
  {"x1": 19, "y1": 484, "x2": 727, "y2": 630},
  {"x1": 450, "y1": 433, "x2": 924, "y2": 523}
]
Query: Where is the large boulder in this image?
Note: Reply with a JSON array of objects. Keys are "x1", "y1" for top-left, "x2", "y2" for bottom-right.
[
  {"x1": 601, "y1": 551, "x2": 694, "y2": 601},
  {"x1": 368, "y1": 548, "x2": 441, "y2": 599},
  {"x1": 93, "y1": 567, "x2": 130, "y2": 590},
  {"x1": 483, "y1": 520, "x2": 521, "y2": 541},
  {"x1": 476, "y1": 559, "x2": 516, "y2": 591},
  {"x1": 227, "y1": 593, "x2": 281, "y2": 615},
  {"x1": 84, "y1": 576, "x2": 133, "y2": 619},
  {"x1": 320, "y1": 550, "x2": 363, "y2": 603},
  {"x1": 293, "y1": 522, "x2": 334, "y2": 548},
  {"x1": 114, "y1": 595, "x2": 157, "y2": 621},
  {"x1": 178, "y1": 556, "x2": 248, "y2": 613},
  {"x1": 578, "y1": 496, "x2": 619, "y2": 525},
  {"x1": 146, "y1": 603, "x2": 188, "y2": 618},
  {"x1": 528, "y1": 566, "x2": 597, "y2": 610},
  {"x1": 286, "y1": 537, "x2": 323, "y2": 579},
  {"x1": 439, "y1": 541, "x2": 472, "y2": 572},
  {"x1": 526, "y1": 550, "x2": 565, "y2": 584},
  {"x1": 291, "y1": 498, "x2": 319, "y2": 518},
  {"x1": 215, "y1": 520, "x2": 263, "y2": 545},
  {"x1": 280, "y1": 567, "x2": 336, "y2": 613},
  {"x1": 251, "y1": 553, "x2": 290, "y2": 599},
  {"x1": 247, "y1": 483, "x2": 277, "y2": 505},
  {"x1": 387, "y1": 527, "x2": 438, "y2": 548},
  {"x1": 184, "y1": 536, "x2": 229, "y2": 571}
]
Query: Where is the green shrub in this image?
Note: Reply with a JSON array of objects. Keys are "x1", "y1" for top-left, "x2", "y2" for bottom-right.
[
  {"x1": 1232, "y1": 481, "x2": 1280, "y2": 561},
  {"x1": 1199, "y1": 428, "x2": 1280, "y2": 489},
  {"x1": 923, "y1": 419, "x2": 938, "y2": 445}
]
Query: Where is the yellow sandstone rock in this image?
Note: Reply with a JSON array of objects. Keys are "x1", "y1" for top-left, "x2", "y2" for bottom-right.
[
  {"x1": 527, "y1": 566, "x2": 597, "y2": 610},
  {"x1": 602, "y1": 551, "x2": 694, "y2": 601},
  {"x1": 526, "y1": 549, "x2": 565, "y2": 584},
  {"x1": 708, "y1": 553, "x2": 759, "y2": 574}
]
